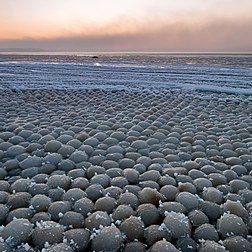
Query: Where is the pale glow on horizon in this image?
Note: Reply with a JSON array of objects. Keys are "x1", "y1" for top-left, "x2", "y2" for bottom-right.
[{"x1": 0, "y1": 0, "x2": 252, "y2": 52}]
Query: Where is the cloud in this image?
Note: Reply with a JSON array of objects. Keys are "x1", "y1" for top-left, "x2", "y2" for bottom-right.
[{"x1": 0, "y1": 17, "x2": 252, "y2": 52}]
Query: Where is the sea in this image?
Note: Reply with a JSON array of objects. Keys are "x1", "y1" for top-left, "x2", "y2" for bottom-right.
[{"x1": 0, "y1": 53, "x2": 252, "y2": 95}]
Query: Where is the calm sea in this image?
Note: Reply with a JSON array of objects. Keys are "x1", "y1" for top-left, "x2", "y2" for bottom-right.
[{"x1": 0, "y1": 53, "x2": 252, "y2": 95}]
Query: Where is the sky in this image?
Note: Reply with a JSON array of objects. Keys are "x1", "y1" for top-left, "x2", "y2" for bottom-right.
[{"x1": 0, "y1": 0, "x2": 252, "y2": 52}]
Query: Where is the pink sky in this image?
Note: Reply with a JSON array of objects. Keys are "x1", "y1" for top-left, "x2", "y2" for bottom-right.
[{"x1": 0, "y1": 0, "x2": 252, "y2": 52}]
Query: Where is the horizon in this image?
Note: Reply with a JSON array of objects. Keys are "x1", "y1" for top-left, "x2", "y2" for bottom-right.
[
  {"x1": 1, "y1": 0, "x2": 252, "y2": 53},
  {"x1": 1, "y1": 49, "x2": 252, "y2": 56},
  {"x1": 1, "y1": 50, "x2": 252, "y2": 55}
]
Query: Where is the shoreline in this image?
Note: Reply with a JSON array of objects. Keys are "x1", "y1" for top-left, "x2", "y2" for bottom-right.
[{"x1": 0, "y1": 89, "x2": 252, "y2": 251}]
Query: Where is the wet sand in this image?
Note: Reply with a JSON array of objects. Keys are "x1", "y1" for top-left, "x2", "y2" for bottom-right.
[{"x1": 0, "y1": 89, "x2": 252, "y2": 251}]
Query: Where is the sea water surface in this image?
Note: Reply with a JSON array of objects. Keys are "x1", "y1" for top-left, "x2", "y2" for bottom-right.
[{"x1": 0, "y1": 53, "x2": 252, "y2": 95}]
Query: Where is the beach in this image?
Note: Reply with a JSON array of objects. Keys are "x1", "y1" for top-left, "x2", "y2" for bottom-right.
[{"x1": 0, "y1": 88, "x2": 252, "y2": 251}]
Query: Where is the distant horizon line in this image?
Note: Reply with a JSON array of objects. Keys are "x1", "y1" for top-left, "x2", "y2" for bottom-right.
[{"x1": 0, "y1": 50, "x2": 252, "y2": 56}]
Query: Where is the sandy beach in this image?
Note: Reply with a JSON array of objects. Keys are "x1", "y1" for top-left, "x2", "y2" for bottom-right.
[{"x1": 0, "y1": 89, "x2": 252, "y2": 251}]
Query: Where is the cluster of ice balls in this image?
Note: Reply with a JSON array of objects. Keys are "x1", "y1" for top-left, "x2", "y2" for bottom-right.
[{"x1": 0, "y1": 89, "x2": 252, "y2": 251}]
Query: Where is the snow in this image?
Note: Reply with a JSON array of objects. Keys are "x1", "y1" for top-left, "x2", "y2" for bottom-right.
[
  {"x1": 1, "y1": 54, "x2": 252, "y2": 96},
  {"x1": 158, "y1": 223, "x2": 167, "y2": 231},
  {"x1": 44, "y1": 241, "x2": 50, "y2": 248},
  {"x1": 95, "y1": 213, "x2": 108, "y2": 220}
]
